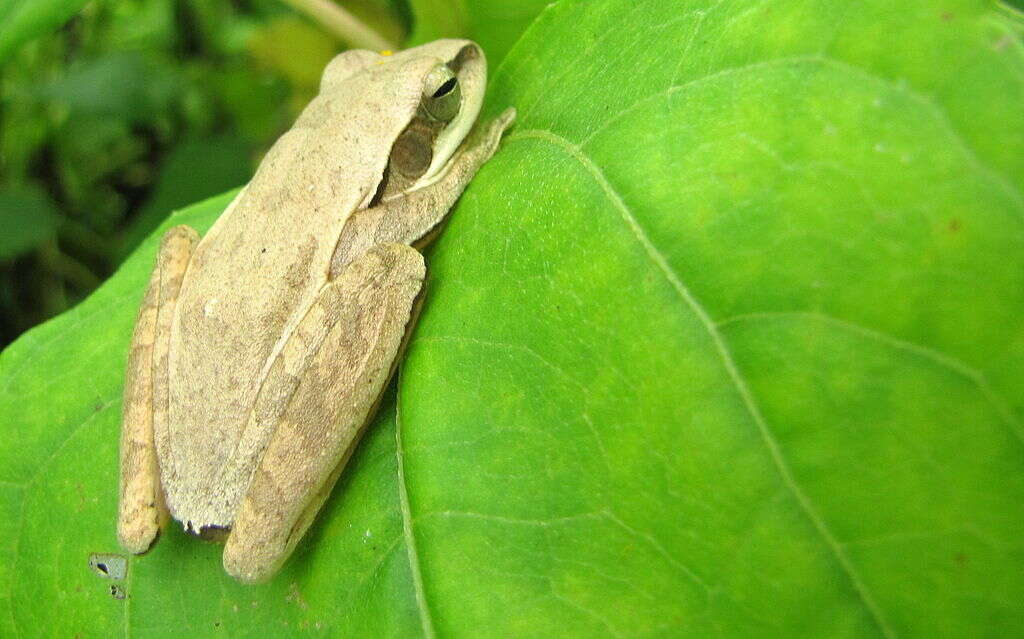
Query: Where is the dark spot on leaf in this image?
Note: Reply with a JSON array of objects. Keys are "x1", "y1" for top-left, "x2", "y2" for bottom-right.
[
  {"x1": 948, "y1": 219, "x2": 961, "y2": 232},
  {"x1": 941, "y1": 12, "x2": 954, "y2": 21},
  {"x1": 96, "y1": 563, "x2": 108, "y2": 574}
]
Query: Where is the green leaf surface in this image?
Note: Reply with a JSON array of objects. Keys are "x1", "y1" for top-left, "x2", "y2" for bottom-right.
[
  {"x1": 2, "y1": 0, "x2": 1023, "y2": 636},
  {"x1": 0, "y1": 0, "x2": 90, "y2": 64},
  {"x1": 408, "y1": 0, "x2": 550, "y2": 65}
]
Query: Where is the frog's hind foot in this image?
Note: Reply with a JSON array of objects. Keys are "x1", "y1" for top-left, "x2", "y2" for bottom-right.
[{"x1": 118, "y1": 225, "x2": 199, "y2": 555}]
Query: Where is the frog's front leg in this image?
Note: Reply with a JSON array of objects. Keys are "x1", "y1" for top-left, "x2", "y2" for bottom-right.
[
  {"x1": 223, "y1": 242, "x2": 425, "y2": 583},
  {"x1": 118, "y1": 225, "x2": 199, "y2": 553}
]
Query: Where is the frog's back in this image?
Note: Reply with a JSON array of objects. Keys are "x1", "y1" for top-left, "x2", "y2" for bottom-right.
[{"x1": 158, "y1": 55, "x2": 431, "y2": 532}]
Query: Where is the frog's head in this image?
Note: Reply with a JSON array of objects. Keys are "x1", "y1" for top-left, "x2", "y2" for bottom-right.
[
  {"x1": 397, "y1": 40, "x2": 488, "y2": 190},
  {"x1": 320, "y1": 39, "x2": 488, "y2": 203}
]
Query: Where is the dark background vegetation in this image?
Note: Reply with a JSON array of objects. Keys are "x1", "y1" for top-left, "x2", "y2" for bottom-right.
[{"x1": 0, "y1": 0, "x2": 407, "y2": 347}]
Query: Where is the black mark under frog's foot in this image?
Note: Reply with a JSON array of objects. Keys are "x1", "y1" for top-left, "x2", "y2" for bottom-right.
[{"x1": 184, "y1": 520, "x2": 231, "y2": 542}]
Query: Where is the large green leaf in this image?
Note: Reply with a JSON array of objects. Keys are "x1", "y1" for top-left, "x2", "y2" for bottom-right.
[
  {"x1": 1, "y1": 0, "x2": 1022, "y2": 635},
  {"x1": 408, "y1": 0, "x2": 550, "y2": 65},
  {"x1": 0, "y1": 0, "x2": 91, "y2": 63}
]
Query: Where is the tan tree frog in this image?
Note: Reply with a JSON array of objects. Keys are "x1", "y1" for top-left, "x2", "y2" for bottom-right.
[{"x1": 117, "y1": 39, "x2": 515, "y2": 584}]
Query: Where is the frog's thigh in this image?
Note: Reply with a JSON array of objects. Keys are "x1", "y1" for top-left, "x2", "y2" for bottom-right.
[
  {"x1": 223, "y1": 243, "x2": 425, "y2": 584},
  {"x1": 118, "y1": 225, "x2": 199, "y2": 554}
]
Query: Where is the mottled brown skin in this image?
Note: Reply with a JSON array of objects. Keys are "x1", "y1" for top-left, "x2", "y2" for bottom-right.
[{"x1": 117, "y1": 39, "x2": 515, "y2": 583}]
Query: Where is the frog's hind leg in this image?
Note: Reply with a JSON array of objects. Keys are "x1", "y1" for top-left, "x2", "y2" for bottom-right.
[
  {"x1": 118, "y1": 225, "x2": 199, "y2": 554},
  {"x1": 223, "y1": 242, "x2": 425, "y2": 584}
]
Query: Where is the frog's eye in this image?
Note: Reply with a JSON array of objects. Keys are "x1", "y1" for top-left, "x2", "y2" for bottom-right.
[{"x1": 423, "y1": 65, "x2": 461, "y2": 122}]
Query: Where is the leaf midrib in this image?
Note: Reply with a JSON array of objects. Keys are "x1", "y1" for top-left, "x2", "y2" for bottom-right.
[
  {"x1": 395, "y1": 372, "x2": 437, "y2": 639},
  {"x1": 505, "y1": 126, "x2": 897, "y2": 638}
]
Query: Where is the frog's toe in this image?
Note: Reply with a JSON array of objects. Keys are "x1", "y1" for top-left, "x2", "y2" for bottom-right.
[{"x1": 118, "y1": 515, "x2": 161, "y2": 555}]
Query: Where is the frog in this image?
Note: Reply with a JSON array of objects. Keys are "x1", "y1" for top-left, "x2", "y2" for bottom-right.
[{"x1": 116, "y1": 39, "x2": 515, "y2": 584}]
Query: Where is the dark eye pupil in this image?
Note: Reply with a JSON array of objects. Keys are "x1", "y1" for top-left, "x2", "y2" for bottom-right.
[{"x1": 432, "y1": 78, "x2": 457, "y2": 98}]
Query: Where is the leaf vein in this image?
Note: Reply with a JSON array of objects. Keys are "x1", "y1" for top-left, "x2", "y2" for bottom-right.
[
  {"x1": 394, "y1": 373, "x2": 436, "y2": 639},
  {"x1": 508, "y1": 128, "x2": 896, "y2": 638},
  {"x1": 574, "y1": 55, "x2": 1022, "y2": 216},
  {"x1": 717, "y1": 311, "x2": 1024, "y2": 444}
]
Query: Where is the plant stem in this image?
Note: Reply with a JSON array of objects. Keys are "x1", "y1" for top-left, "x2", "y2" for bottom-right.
[{"x1": 281, "y1": 0, "x2": 397, "y2": 51}]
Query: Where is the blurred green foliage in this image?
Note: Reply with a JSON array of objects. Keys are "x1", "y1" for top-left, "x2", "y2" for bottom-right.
[{"x1": 0, "y1": 0, "x2": 408, "y2": 346}]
